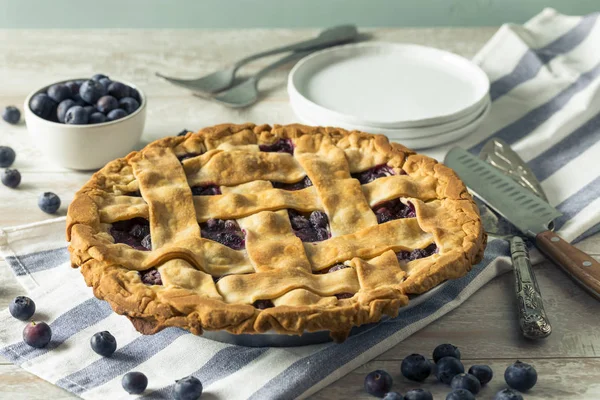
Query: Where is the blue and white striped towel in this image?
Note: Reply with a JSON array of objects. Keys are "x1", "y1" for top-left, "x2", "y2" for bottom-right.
[{"x1": 1, "y1": 8, "x2": 599, "y2": 400}]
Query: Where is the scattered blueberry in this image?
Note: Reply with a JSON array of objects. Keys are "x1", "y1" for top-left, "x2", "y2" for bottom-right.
[
  {"x1": 96, "y1": 95, "x2": 119, "y2": 114},
  {"x1": 173, "y1": 376, "x2": 203, "y2": 400},
  {"x1": 64, "y1": 80, "x2": 81, "y2": 95},
  {"x1": 1, "y1": 168, "x2": 21, "y2": 188},
  {"x1": 436, "y1": 356, "x2": 465, "y2": 385},
  {"x1": 403, "y1": 388, "x2": 433, "y2": 400},
  {"x1": 9, "y1": 296, "x2": 36, "y2": 320},
  {"x1": 494, "y1": 388, "x2": 524, "y2": 400},
  {"x1": 446, "y1": 389, "x2": 475, "y2": 400},
  {"x1": 433, "y1": 344, "x2": 461, "y2": 363},
  {"x1": 91, "y1": 73, "x2": 109, "y2": 82},
  {"x1": 3, "y1": 106, "x2": 21, "y2": 124},
  {"x1": 89, "y1": 112, "x2": 107, "y2": 124},
  {"x1": 79, "y1": 79, "x2": 106, "y2": 104},
  {"x1": 401, "y1": 354, "x2": 432, "y2": 382},
  {"x1": 90, "y1": 331, "x2": 117, "y2": 357},
  {"x1": 177, "y1": 129, "x2": 189, "y2": 137},
  {"x1": 57, "y1": 99, "x2": 76, "y2": 123},
  {"x1": 364, "y1": 370, "x2": 393, "y2": 397},
  {"x1": 30, "y1": 93, "x2": 56, "y2": 119},
  {"x1": 107, "y1": 108, "x2": 127, "y2": 121},
  {"x1": 504, "y1": 361, "x2": 537, "y2": 392},
  {"x1": 119, "y1": 97, "x2": 140, "y2": 114},
  {"x1": 0, "y1": 146, "x2": 16, "y2": 167},
  {"x1": 122, "y1": 371, "x2": 148, "y2": 395},
  {"x1": 382, "y1": 392, "x2": 402, "y2": 400},
  {"x1": 108, "y1": 81, "x2": 130, "y2": 99},
  {"x1": 98, "y1": 77, "x2": 112, "y2": 91},
  {"x1": 23, "y1": 321, "x2": 52, "y2": 348},
  {"x1": 469, "y1": 364, "x2": 493, "y2": 385},
  {"x1": 451, "y1": 373, "x2": 481, "y2": 394},
  {"x1": 38, "y1": 192, "x2": 61, "y2": 214},
  {"x1": 65, "y1": 105, "x2": 89, "y2": 125},
  {"x1": 47, "y1": 83, "x2": 71, "y2": 103}
]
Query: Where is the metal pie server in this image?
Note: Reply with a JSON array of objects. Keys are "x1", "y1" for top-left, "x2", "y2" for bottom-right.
[
  {"x1": 476, "y1": 139, "x2": 551, "y2": 338},
  {"x1": 445, "y1": 147, "x2": 600, "y2": 302}
]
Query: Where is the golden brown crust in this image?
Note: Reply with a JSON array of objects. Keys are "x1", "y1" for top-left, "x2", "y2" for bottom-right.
[{"x1": 67, "y1": 123, "x2": 486, "y2": 340}]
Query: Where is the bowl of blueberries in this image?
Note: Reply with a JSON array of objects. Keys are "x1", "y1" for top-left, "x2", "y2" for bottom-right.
[{"x1": 24, "y1": 74, "x2": 146, "y2": 170}]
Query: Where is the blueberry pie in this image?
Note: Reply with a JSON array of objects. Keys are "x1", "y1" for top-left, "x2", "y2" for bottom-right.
[{"x1": 67, "y1": 123, "x2": 486, "y2": 341}]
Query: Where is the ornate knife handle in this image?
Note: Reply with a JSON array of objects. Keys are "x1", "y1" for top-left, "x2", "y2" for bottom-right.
[{"x1": 510, "y1": 236, "x2": 552, "y2": 339}]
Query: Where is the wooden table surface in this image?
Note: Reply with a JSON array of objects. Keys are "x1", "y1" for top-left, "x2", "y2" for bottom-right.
[{"x1": 1, "y1": 27, "x2": 599, "y2": 400}]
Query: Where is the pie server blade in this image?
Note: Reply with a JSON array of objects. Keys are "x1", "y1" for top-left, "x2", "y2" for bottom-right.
[{"x1": 445, "y1": 147, "x2": 600, "y2": 300}]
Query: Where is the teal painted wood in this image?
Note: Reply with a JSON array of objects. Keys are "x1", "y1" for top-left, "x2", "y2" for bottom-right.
[{"x1": 0, "y1": 0, "x2": 598, "y2": 28}]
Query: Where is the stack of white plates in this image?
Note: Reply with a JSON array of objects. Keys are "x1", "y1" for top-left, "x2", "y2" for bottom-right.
[{"x1": 288, "y1": 42, "x2": 490, "y2": 149}]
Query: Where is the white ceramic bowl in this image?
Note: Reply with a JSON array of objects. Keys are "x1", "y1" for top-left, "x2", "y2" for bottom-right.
[{"x1": 24, "y1": 79, "x2": 146, "y2": 170}]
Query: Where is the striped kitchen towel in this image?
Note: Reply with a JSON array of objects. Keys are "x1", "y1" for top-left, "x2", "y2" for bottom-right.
[{"x1": 1, "y1": 8, "x2": 599, "y2": 400}]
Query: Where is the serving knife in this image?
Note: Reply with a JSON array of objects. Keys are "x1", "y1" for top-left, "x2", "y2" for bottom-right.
[
  {"x1": 445, "y1": 147, "x2": 600, "y2": 300},
  {"x1": 477, "y1": 138, "x2": 551, "y2": 339}
]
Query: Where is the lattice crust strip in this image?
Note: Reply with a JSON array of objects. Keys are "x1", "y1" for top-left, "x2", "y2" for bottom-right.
[{"x1": 67, "y1": 123, "x2": 486, "y2": 340}]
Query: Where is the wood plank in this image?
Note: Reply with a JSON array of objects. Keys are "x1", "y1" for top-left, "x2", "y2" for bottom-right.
[{"x1": 310, "y1": 358, "x2": 600, "y2": 399}]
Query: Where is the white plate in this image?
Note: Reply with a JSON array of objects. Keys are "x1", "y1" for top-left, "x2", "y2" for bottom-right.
[
  {"x1": 288, "y1": 42, "x2": 490, "y2": 129},
  {"x1": 290, "y1": 92, "x2": 490, "y2": 139},
  {"x1": 295, "y1": 97, "x2": 490, "y2": 150}
]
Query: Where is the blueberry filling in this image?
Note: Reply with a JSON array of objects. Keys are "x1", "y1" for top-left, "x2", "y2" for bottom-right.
[
  {"x1": 253, "y1": 300, "x2": 274, "y2": 309},
  {"x1": 259, "y1": 139, "x2": 294, "y2": 155},
  {"x1": 317, "y1": 263, "x2": 349, "y2": 274},
  {"x1": 373, "y1": 199, "x2": 416, "y2": 223},
  {"x1": 396, "y1": 243, "x2": 438, "y2": 263},
  {"x1": 124, "y1": 190, "x2": 142, "y2": 197},
  {"x1": 200, "y1": 218, "x2": 245, "y2": 250},
  {"x1": 109, "y1": 218, "x2": 152, "y2": 251},
  {"x1": 335, "y1": 293, "x2": 354, "y2": 299},
  {"x1": 271, "y1": 176, "x2": 313, "y2": 191},
  {"x1": 140, "y1": 268, "x2": 162, "y2": 285},
  {"x1": 352, "y1": 165, "x2": 396, "y2": 184},
  {"x1": 191, "y1": 185, "x2": 221, "y2": 196},
  {"x1": 177, "y1": 153, "x2": 203, "y2": 162},
  {"x1": 288, "y1": 209, "x2": 330, "y2": 242}
]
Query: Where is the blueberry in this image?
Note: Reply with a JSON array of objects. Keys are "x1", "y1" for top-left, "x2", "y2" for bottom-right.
[
  {"x1": 0, "y1": 146, "x2": 16, "y2": 167},
  {"x1": 98, "y1": 77, "x2": 112, "y2": 91},
  {"x1": 177, "y1": 129, "x2": 189, "y2": 137},
  {"x1": 3, "y1": 106, "x2": 20, "y2": 124},
  {"x1": 64, "y1": 80, "x2": 81, "y2": 95},
  {"x1": 451, "y1": 373, "x2": 481, "y2": 394},
  {"x1": 38, "y1": 192, "x2": 61, "y2": 214},
  {"x1": 107, "y1": 81, "x2": 130, "y2": 99},
  {"x1": 141, "y1": 234, "x2": 152, "y2": 250},
  {"x1": 130, "y1": 87, "x2": 141, "y2": 103},
  {"x1": 118, "y1": 97, "x2": 140, "y2": 114},
  {"x1": 364, "y1": 370, "x2": 393, "y2": 397},
  {"x1": 504, "y1": 360, "x2": 537, "y2": 392},
  {"x1": 446, "y1": 389, "x2": 475, "y2": 400},
  {"x1": 30, "y1": 93, "x2": 56, "y2": 120},
  {"x1": 72, "y1": 93, "x2": 87, "y2": 106},
  {"x1": 91, "y1": 74, "x2": 109, "y2": 82},
  {"x1": 469, "y1": 364, "x2": 493, "y2": 385},
  {"x1": 401, "y1": 354, "x2": 431, "y2": 382},
  {"x1": 107, "y1": 108, "x2": 127, "y2": 121},
  {"x1": 403, "y1": 388, "x2": 433, "y2": 400},
  {"x1": 88, "y1": 112, "x2": 106, "y2": 124},
  {"x1": 1, "y1": 168, "x2": 21, "y2": 188},
  {"x1": 79, "y1": 80, "x2": 106, "y2": 104},
  {"x1": 56, "y1": 100, "x2": 75, "y2": 123},
  {"x1": 382, "y1": 392, "x2": 402, "y2": 400},
  {"x1": 83, "y1": 105, "x2": 96, "y2": 116},
  {"x1": 433, "y1": 343, "x2": 461, "y2": 363},
  {"x1": 9, "y1": 296, "x2": 36, "y2": 320},
  {"x1": 23, "y1": 321, "x2": 52, "y2": 348},
  {"x1": 436, "y1": 356, "x2": 465, "y2": 385},
  {"x1": 494, "y1": 388, "x2": 524, "y2": 400},
  {"x1": 90, "y1": 331, "x2": 117, "y2": 357},
  {"x1": 173, "y1": 376, "x2": 203, "y2": 400},
  {"x1": 47, "y1": 84, "x2": 72, "y2": 103},
  {"x1": 96, "y1": 95, "x2": 119, "y2": 114},
  {"x1": 65, "y1": 106, "x2": 89, "y2": 125},
  {"x1": 122, "y1": 371, "x2": 148, "y2": 395}
]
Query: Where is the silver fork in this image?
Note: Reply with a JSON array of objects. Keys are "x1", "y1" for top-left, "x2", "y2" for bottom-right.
[
  {"x1": 157, "y1": 25, "x2": 357, "y2": 94},
  {"x1": 193, "y1": 50, "x2": 312, "y2": 108}
]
